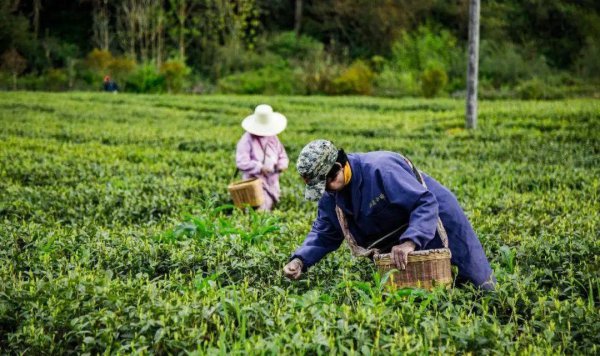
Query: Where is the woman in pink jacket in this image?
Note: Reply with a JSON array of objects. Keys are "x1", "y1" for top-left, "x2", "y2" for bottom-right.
[{"x1": 235, "y1": 104, "x2": 289, "y2": 211}]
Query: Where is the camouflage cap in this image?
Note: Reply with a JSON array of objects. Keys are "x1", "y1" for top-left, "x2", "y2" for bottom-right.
[{"x1": 296, "y1": 140, "x2": 338, "y2": 201}]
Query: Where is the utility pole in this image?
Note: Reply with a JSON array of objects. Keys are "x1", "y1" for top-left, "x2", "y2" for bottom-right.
[{"x1": 466, "y1": 0, "x2": 480, "y2": 129}]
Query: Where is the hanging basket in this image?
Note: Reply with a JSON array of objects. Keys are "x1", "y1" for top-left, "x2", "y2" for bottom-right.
[
  {"x1": 373, "y1": 248, "x2": 452, "y2": 290},
  {"x1": 228, "y1": 178, "x2": 264, "y2": 208}
]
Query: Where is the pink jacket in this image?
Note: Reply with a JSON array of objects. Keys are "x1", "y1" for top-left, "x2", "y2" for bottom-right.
[{"x1": 235, "y1": 132, "x2": 289, "y2": 202}]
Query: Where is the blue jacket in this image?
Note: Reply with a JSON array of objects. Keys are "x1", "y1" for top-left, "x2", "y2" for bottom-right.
[{"x1": 292, "y1": 151, "x2": 494, "y2": 288}]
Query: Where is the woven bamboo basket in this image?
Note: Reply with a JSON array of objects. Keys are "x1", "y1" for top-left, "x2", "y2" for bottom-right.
[
  {"x1": 373, "y1": 248, "x2": 452, "y2": 290},
  {"x1": 228, "y1": 178, "x2": 264, "y2": 208}
]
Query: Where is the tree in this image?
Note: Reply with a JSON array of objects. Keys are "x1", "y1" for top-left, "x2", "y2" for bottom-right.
[
  {"x1": 1, "y1": 48, "x2": 27, "y2": 89},
  {"x1": 294, "y1": 0, "x2": 302, "y2": 37},
  {"x1": 92, "y1": 0, "x2": 111, "y2": 50},
  {"x1": 116, "y1": 0, "x2": 165, "y2": 65},
  {"x1": 167, "y1": 0, "x2": 200, "y2": 60},
  {"x1": 32, "y1": 0, "x2": 41, "y2": 39},
  {"x1": 304, "y1": 0, "x2": 431, "y2": 57}
]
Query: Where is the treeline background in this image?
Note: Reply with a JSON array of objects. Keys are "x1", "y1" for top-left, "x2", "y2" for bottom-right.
[{"x1": 1, "y1": 0, "x2": 599, "y2": 98}]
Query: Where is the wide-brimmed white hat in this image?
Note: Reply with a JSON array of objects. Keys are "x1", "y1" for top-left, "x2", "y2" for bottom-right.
[{"x1": 241, "y1": 104, "x2": 287, "y2": 136}]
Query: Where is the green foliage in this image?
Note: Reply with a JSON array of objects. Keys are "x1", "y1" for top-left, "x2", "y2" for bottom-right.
[
  {"x1": 420, "y1": 64, "x2": 448, "y2": 98},
  {"x1": 480, "y1": 41, "x2": 552, "y2": 88},
  {"x1": 85, "y1": 49, "x2": 113, "y2": 73},
  {"x1": 330, "y1": 60, "x2": 374, "y2": 95},
  {"x1": 160, "y1": 59, "x2": 191, "y2": 93},
  {"x1": 294, "y1": 53, "x2": 342, "y2": 95},
  {"x1": 391, "y1": 26, "x2": 459, "y2": 75},
  {"x1": 0, "y1": 93, "x2": 598, "y2": 353},
  {"x1": 382, "y1": 26, "x2": 460, "y2": 97},
  {"x1": 0, "y1": 48, "x2": 27, "y2": 89},
  {"x1": 44, "y1": 68, "x2": 69, "y2": 91},
  {"x1": 217, "y1": 65, "x2": 300, "y2": 94},
  {"x1": 302, "y1": 0, "x2": 411, "y2": 58},
  {"x1": 515, "y1": 78, "x2": 565, "y2": 100},
  {"x1": 575, "y1": 37, "x2": 600, "y2": 80},
  {"x1": 83, "y1": 50, "x2": 137, "y2": 90},
  {"x1": 373, "y1": 69, "x2": 418, "y2": 98},
  {"x1": 210, "y1": 39, "x2": 285, "y2": 81},
  {"x1": 265, "y1": 31, "x2": 324, "y2": 61},
  {"x1": 1, "y1": 0, "x2": 600, "y2": 94},
  {"x1": 125, "y1": 63, "x2": 165, "y2": 93},
  {"x1": 107, "y1": 57, "x2": 136, "y2": 84},
  {"x1": 0, "y1": 2, "x2": 35, "y2": 57}
]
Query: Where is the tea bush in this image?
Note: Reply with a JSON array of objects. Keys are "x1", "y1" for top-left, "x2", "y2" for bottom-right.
[{"x1": 0, "y1": 93, "x2": 598, "y2": 354}]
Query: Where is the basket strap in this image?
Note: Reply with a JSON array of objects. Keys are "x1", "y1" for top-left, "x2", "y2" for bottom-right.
[
  {"x1": 253, "y1": 135, "x2": 270, "y2": 165},
  {"x1": 402, "y1": 156, "x2": 450, "y2": 249},
  {"x1": 335, "y1": 206, "x2": 379, "y2": 258}
]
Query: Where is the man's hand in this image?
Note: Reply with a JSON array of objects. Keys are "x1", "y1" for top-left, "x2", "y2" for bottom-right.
[
  {"x1": 283, "y1": 258, "x2": 303, "y2": 280},
  {"x1": 390, "y1": 241, "x2": 416, "y2": 270}
]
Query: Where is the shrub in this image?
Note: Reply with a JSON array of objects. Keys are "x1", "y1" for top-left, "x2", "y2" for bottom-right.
[
  {"x1": 217, "y1": 65, "x2": 300, "y2": 94},
  {"x1": 387, "y1": 26, "x2": 460, "y2": 97},
  {"x1": 575, "y1": 37, "x2": 600, "y2": 80},
  {"x1": 188, "y1": 74, "x2": 215, "y2": 94},
  {"x1": 515, "y1": 78, "x2": 564, "y2": 100},
  {"x1": 160, "y1": 59, "x2": 191, "y2": 93},
  {"x1": 85, "y1": 49, "x2": 113, "y2": 72},
  {"x1": 421, "y1": 64, "x2": 448, "y2": 98},
  {"x1": 373, "y1": 68, "x2": 418, "y2": 97},
  {"x1": 330, "y1": 60, "x2": 374, "y2": 95},
  {"x1": 108, "y1": 57, "x2": 136, "y2": 85},
  {"x1": 211, "y1": 40, "x2": 282, "y2": 80},
  {"x1": 44, "y1": 68, "x2": 69, "y2": 91},
  {"x1": 370, "y1": 55, "x2": 386, "y2": 73},
  {"x1": 125, "y1": 62, "x2": 165, "y2": 93},
  {"x1": 9, "y1": 72, "x2": 45, "y2": 90},
  {"x1": 295, "y1": 53, "x2": 342, "y2": 95},
  {"x1": 1, "y1": 48, "x2": 28, "y2": 89},
  {"x1": 479, "y1": 41, "x2": 551, "y2": 88},
  {"x1": 391, "y1": 26, "x2": 459, "y2": 74}
]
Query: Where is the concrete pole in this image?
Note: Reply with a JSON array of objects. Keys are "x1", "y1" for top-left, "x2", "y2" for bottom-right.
[{"x1": 466, "y1": 0, "x2": 480, "y2": 129}]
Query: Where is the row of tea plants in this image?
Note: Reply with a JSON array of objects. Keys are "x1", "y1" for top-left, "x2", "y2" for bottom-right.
[{"x1": 0, "y1": 92, "x2": 598, "y2": 353}]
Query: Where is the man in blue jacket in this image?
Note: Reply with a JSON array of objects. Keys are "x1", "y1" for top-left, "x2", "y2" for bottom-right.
[{"x1": 283, "y1": 140, "x2": 495, "y2": 290}]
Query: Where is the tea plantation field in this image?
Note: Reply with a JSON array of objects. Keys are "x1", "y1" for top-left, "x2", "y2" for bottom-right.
[{"x1": 0, "y1": 92, "x2": 598, "y2": 354}]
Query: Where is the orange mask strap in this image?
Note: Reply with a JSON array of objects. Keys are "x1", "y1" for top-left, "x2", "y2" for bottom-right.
[{"x1": 343, "y1": 162, "x2": 352, "y2": 185}]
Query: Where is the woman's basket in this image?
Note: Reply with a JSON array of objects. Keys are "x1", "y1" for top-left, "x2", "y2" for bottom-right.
[
  {"x1": 336, "y1": 206, "x2": 452, "y2": 290},
  {"x1": 373, "y1": 248, "x2": 452, "y2": 289},
  {"x1": 228, "y1": 178, "x2": 264, "y2": 208}
]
